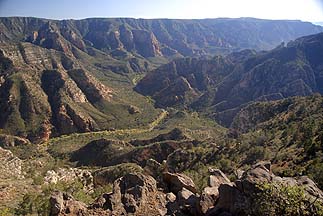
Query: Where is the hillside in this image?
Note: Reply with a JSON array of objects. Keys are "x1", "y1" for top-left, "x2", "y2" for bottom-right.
[
  {"x1": 0, "y1": 41, "x2": 161, "y2": 143},
  {"x1": 229, "y1": 95, "x2": 323, "y2": 187},
  {"x1": 0, "y1": 17, "x2": 322, "y2": 58},
  {"x1": 4, "y1": 95, "x2": 323, "y2": 215},
  {"x1": 0, "y1": 17, "x2": 321, "y2": 142},
  {"x1": 1, "y1": 16, "x2": 323, "y2": 216},
  {"x1": 137, "y1": 32, "x2": 323, "y2": 126}
]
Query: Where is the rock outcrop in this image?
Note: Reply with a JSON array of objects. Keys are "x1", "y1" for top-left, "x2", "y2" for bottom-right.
[
  {"x1": 163, "y1": 172, "x2": 197, "y2": 194},
  {"x1": 1, "y1": 17, "x2": 323, "y2": 140},
  {"x1": 44, "y1": 168, "x2": 94, "y2": 193},
  {"x1": 48, "y1": 163, "x2": 323, "y2": 216},
  {"x1": 2, "y1": 17, "x2": 322, "y2": 57},
  {"x1": 67, "y1": 69, "x2": 113, "y2": 103},
  {"x1": 0, "y1": 147, "x2": 24, "y2": 180},
  {"x1": 208, "y1": 161, "x2": 323, "y2": 215},
  {"x1": 199, "y1": 169, "x2": 231, "y2": 214},
  {"x1": 132, "y1": 30, "x2": 163, "y2": 57},
  {"x1": 91, "y1": 173, "x2": 167, "y2": 215},
  {"x1": 0, "y1": 134, "x2": 30, "y2": 148},
  {"x1": 49, "y1": 191, "x2": 87, "y2": 216},
  {"x1": 135, "y1": 57, "x2": 233, "y2": 108},
  {"x1": 0, "y1": 26, "x2": 157, "y2": 141}
]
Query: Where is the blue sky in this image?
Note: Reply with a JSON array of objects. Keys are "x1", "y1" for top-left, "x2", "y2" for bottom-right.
[{"x1": 0, "y1": 0, "x2": 322, "y2": 21}]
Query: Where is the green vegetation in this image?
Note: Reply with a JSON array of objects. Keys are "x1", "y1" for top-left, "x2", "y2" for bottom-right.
[
  {"x1": 0, "y1": 207, "x2": 13, "y2": 216},
  {"x1": 249, "y1": 183, "x2": 323, "y2": 216},
  {"x1": 1, "y1": 16, "x2": 323, "y2": 215},
  {"x1": 189, "y1": 95, "x2": 323, "y2": 189},
  {"x1": 47, "y1": 109, "x2": 225, "y2": 159},
  {"x1": 15, "y1": 181, "x2": 94, "y2": 216}
]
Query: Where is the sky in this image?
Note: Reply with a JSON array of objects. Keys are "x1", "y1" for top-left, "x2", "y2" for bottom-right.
[{"x1": 0, "y1": 0, "x2": 323, "y2": 22}]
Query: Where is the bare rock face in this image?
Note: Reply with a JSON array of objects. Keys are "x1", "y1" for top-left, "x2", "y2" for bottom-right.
[
  {"x1": 46, "y1": 165, "x2": 323, "y2": 216},
  {"x1": 132, "y1": 30, "x2": 163, "y2": 58},
  {"x1": 67, "y1": 69, "x2": 113, "y2": 103},
  {"x1": 209, "y1": 161, "x2": 323, "y2": 215},
  {"x1": 49, "y1": 191, "x2": 87, "y2": 216},
  {"x1": 199, "y1": 168, "x2": 231, "y2": 214},
  {"x1": 31, "y1": 22, "x2": 74, "y2": 56},
  {"x1": 163, "y1": 172, "x2": 197, "y2": 194},
  {"x1": 177, "y1": 187, "x2": 200, "y2": 215},
  {"x1": 210, "y1": 162, "x2": 276, "y2": 214},
  {"x1": 41, "y1": 69, "x2": 98, "y2": 135},
  {"x1": 135, "y1": 57, "x2": 233, "y2": 108},
  {"x1": 60, "y1": 25, "x2": 86, "y2": 51},
  {"x1": 91, "y1": 173, "x2": 167, "y2": 215},
  {"x1": 44, "y1": 168, "x2": 94, "y2": 193},
  {"x1": 235, "y1": 161, "x2": 274, "y2": 196},
  {"x1": 208, "y1": 168, "x2": 231, "y2": 188},
  {"x1": 0, "y1": 147, "x2": 24, "y2": 180},
  {"x1": 166, "y1": 192, "x2": 177, "y2": 203}
]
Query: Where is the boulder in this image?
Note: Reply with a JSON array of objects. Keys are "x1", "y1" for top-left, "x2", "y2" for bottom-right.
[
  {"x1": 177, "y1": 188, "x2": 199, "y2": 215},
  {"x1": 208, "y1": 183, "x2": 246, "y2": 216},
  {"x1": 49, "y1": 191, "x2": 64, "y2": 216},
  {"x1": 128, "y1": 105, "x2": 140, "y2": 114},
  {"x1": 163, "y1": 172, "x2": 197, "y2": 194},
  {"x1": 208, "y1": 161, "x2": 323, "y2": 215},
  {"x1": 49, "y1": 191, "x2": 87, "y2": 216},
  {"x1": 200, "y1": 186, "x2": 222, "y2": 215},
  {"x1": 208, "y1": 168, "x2": 231, "y2": 188},
  {"x1": 199, "y1": 192, "x2": 216, "y2": 215},
  {"x1": 210, "y1": 162, "x2": 275, "y2": 214},
  {"x1": 92, "y1": 173, "x2": 167, "y2": 215},
  {"x1": 296, "y1": 176, "x2": 323, "y2": 199},
  {"x1": 166, "y1": 192, "x2": 176, "y2": 203},
  {"x1": 274, "y1": 175, "x2": 323, "y2": 200},
  {"x1": 178, "y1": 188, "x2": 195, "y2": 204},
  {"x1": 199, "y1": 168, "x2": 231, "y2": 214},
  {"x1": 234, "y1": 161, "x2": 273, "y2": 196},
  {"x1": 234, "y1": 169, "x2": 244, "y2": 179}
]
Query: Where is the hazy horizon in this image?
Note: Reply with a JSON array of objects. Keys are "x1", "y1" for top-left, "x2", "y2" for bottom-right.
[{"x1": 0, "y1": 0, "x2": 323, "y2": 22}]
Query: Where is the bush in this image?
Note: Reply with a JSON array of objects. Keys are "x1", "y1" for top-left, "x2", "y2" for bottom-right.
[
  {"x1": 245, "y1": 146, "x2": 268, "y2": 164},
  {"x1": 248, "y1": 183, "x2": 323, "y2": 216},
  {"x1": 0, "y1": 208, "x2": 14, "y2": 216},
  {"x1": 308, "y1": 161, "x2": 323, "y2": 189},
  {"x1": 15, "y1": 180, "x2": 94, "y2": 215},
  {"x1": 15, "y1": 193, "x2": 50, "y2": 216},
  {"x1": 218, "y1": 158, "x2": 233, "y2": 173}
]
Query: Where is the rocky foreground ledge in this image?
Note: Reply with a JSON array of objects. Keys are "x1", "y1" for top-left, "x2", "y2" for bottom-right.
[{"x1": 49, "y1": 161, "x2": 323, "y2": 216}]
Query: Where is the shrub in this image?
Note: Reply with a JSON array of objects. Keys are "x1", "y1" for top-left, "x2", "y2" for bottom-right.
[
  {"x1": 245, "y1": 146, "x2": 268, "y2": 164},
  {"x1": 15, "y1": 180, "x2": 93, "y2": 215},
  {"x1": 248, "y1": 183, "x2": 323, "y2": 216},
  {"x1": 0, "y1": 208, "x2": 13, "y2": 216},
  {"x1": 308, "y1": 161, "x2": 323, "y2": 189}
]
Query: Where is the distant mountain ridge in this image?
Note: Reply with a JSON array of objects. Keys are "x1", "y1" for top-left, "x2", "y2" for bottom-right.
[
  {"x1": 0, "y1": 17, "x2": 322, "y2": 58},
  {"x1": 0, "y1": 16, "x2": 322, "y2": 142},
  {"x1": 136, "y1": 32, "x2": 323, "y2": 126}
]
